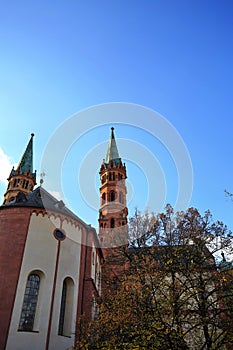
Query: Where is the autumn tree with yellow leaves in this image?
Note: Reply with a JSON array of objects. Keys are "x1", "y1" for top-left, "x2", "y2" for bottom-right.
[{"x1": 76, "y1": 205, "x2": 233, "y2": 350}]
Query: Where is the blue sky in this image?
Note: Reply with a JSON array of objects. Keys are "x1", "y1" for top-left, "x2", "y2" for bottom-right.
[{"x1": 0, "y1": 1, "x2": 233, "y2": 233}]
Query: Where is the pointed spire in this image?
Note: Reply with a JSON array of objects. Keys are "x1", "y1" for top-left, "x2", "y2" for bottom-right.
[
  {"x1": 17, "y1": 133, "x2": 34, "y2": 174},
  {"x1": 105, "y1": 127, "x2": 120, "y2": 164},
  {"x1": 3, "y1": 133, "x2": 36, "y2": 204}
]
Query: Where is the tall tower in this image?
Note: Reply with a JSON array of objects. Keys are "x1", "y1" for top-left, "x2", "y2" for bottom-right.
[
  {"x1": 98, "y1": 127, "x2": 128, "y2": 250},
  {"x1": 0, "y1": 134, "x2": 102, "y2": 350},
  {"x1": 3, "y1": 133, "x2": 37, "y2": 204}
]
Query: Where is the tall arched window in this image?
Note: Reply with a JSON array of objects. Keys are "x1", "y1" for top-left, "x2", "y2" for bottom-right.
[
  {"x1": 109, "y1": 172, "x2": 115, "y2": 181},
  {"x1": 58, "y1": 280, "x2": 67, "y2": 335},
  {"x1": 58, "y1": 277, "x2": 74, "y2": 337},
  {"x1": 18, "y1": 273, "x2": 40, "y2": 331},
  {"x1": 111, "y1": 218, "x2": 115, "y2": 228},
  {"x1": 109, "y1": 190, "x2": 115, "y2": 202},
  {"x1": 13, "y1": 178, "x2": 20, "y2": 187},
  {"x1": 118, "y1": 173, "x2": 123, "y2": 180}
]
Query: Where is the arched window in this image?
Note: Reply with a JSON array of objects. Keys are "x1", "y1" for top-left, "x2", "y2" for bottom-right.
[
  {"x1": 18, "y1": 273, "x2": 40, "y2": 331},
  {"x1": 58, "y1": 280, "x2": 67, "y2": 335},
  {"x1": 118, "y1": 173, "x2": 123, "y2": 180},
  {"x1": 13, "y1": 178, "x2": 20, "y2": 187},
  {"x1": 111, "y1": 218, "x2": 115, "y2": 228},
  {"x1": 58, "y1": 277, "x2": 74, "y2": 337},
  {"x1": 109, "y1": 172, "x2": 115, "y2": 181},
  {"x1": 109, "y1": 191, "x2": 115, "y2": 202}
]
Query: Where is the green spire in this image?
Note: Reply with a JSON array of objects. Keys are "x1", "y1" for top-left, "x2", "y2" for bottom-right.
[
  {"x1": 17, "y1": 133, "x2": 34, "y2": 174},
  {"x1": 105, "y1": 127, "x2": 120, "y2": 164}
]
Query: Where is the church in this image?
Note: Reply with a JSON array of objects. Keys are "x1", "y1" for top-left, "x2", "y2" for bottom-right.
[
  {"x1": 2, "y1": 129, "x2": 232, "y2": 350},
  {"x1": 0, "y1": 128, "x2": 127, "y2": 350}
]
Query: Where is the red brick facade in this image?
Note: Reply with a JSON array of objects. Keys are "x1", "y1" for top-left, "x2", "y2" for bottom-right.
[
  {"x1": 76, "y1": 228, "x2": 99, "y2": 322},
  {"x1": 0, "y1": 207, "x2": 32, "y2": 349},
  {"x1": 75, "y1": 227, "x2": 103, "y2": 346}
]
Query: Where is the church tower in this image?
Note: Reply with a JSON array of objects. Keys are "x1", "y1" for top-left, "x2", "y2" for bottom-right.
[
  {"x1": 0, "y1": 134, "x2": 102, "y2": 350},
  {"x1": 98, "y1": 127, "x2": 128, "y2": 250},
  {"x1": 3, "y1": 133, "x2": 37, "y2": 204}
]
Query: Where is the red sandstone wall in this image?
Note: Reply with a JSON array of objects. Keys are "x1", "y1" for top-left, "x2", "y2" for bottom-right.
[
  {"x1": 77, "y1": 229, "x2": 100, "y2": 321},
  {"x1": 75, "y1": 228, "x2": 103, "y2": 346},
  {"x1": 0, "y1": 207, "x2": 31, "y2": 350}
]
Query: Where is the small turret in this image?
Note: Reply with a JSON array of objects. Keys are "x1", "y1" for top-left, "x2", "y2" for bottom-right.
[{"x1": 3, "y1": 134, "x2": 37, "y2": 204}]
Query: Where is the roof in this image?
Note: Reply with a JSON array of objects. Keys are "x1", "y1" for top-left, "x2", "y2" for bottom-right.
[
  {"x1": 105, "y1": 127, "x2": 120, "y2": 164},
  {"x1": 0, "y1": 186, "x2": 92, "y2": 230},
  {"x1": 16, "y1": 133, "x2": 35, "y2": 175}
]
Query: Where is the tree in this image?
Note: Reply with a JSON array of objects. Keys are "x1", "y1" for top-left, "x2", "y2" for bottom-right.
[
  {"x1": 225, "y1": 189, "x2": 233, "y2": 200},
  {"x1": 76, "y1": 205, "x2": 233, "y2": 350}
]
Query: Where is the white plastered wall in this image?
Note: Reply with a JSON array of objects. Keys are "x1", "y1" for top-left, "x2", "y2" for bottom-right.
[
  {"x1": 48, "y1": 217, "x2": 81, "y2": 350},
  {"x1": 6, "y1": 212, "x2": 82, "y2": 350}
]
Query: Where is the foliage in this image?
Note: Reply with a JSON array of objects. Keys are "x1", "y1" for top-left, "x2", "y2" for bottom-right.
[
  {"x1": 76, "y1": 205, "x2": 233, "y2": 350},
  {"x1": 225, "y1": 189, "x2": 233, "y2": 200}
]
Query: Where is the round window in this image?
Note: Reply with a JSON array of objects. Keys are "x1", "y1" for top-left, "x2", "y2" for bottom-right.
[{"x1": 53, "y1": 229, "x2": 66, "y2": 241}]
